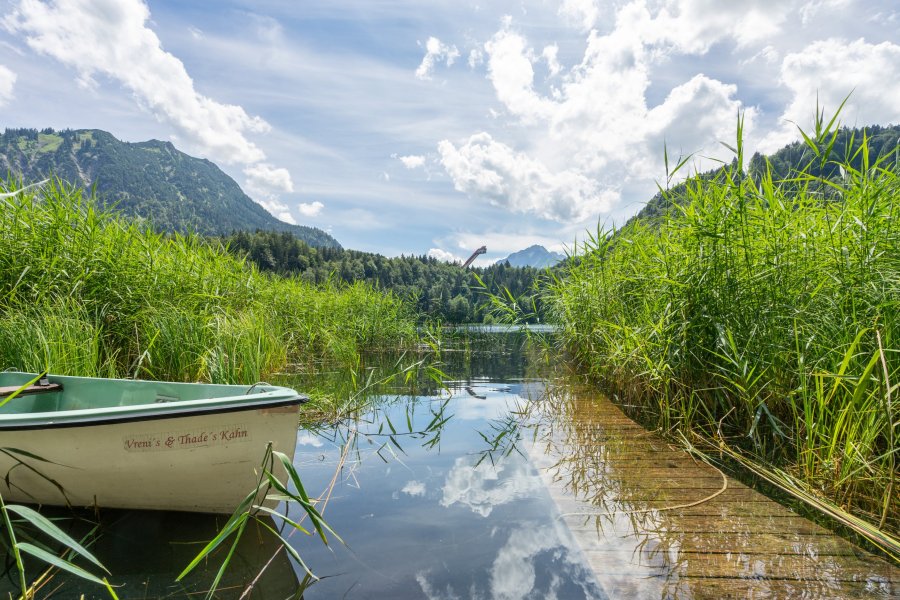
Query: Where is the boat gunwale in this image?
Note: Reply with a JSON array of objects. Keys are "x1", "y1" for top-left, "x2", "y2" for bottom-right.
[{"x1": 0, "y1": 393, "x2": 307, "y2": 431}]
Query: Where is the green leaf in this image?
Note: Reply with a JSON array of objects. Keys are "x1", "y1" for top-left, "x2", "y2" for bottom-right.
[
  {"x1": 5, "y1": 504, "x2": 107, "y2": 572},
  {"x1": 1, "y1": 496, "x2": 28, "y2": 598},
  {"x1": 264, "y1": 472, "x2": 342, "y2": 546},
  {"x1": 251, "y1": 506, "x2": 312, "y2": 536},
  {"x1": 17, "y1": 542, "x2": 108, "y2": 586},
  {"x1": 273, "y1": 450, "x2": 309, "y2": 504},
  {"x1": 176, "y1": 506, "x2": 251, "y2": 581},
  {"x1": 205, "y1": 519, "x2": 247, "y2": 600},
  {"x1": 256, "y1": 518, "x2": 318, "y2": 579}
]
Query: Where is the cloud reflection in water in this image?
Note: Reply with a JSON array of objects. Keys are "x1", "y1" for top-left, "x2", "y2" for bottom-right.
[{"x1": 440, "y1": 457, "x2": 543, "y2": 517}]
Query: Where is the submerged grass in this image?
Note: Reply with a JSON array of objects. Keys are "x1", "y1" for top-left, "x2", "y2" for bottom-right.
[
  {"x1": 547, "y1": 113, "x2": 900, "y2": 544},
  {"x1": 0, "y1": 178, "x2": 417, "y2": 383}
]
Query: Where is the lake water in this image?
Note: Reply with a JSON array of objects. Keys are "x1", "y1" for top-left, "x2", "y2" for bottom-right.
[
  {"x1": 277, "y1": 329, "x2": 605, "y2": 599},
  {"x1": 3, "y1": 330, "x2": 896, "y2": 598},
  {"x1": 286, "y1": 385, "x2": 603, "y2": 599}
]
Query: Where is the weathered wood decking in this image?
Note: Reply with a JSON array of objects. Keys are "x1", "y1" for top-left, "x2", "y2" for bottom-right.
[{"x1": 523, "y1": 386, "x2": 899, "y2": 599}]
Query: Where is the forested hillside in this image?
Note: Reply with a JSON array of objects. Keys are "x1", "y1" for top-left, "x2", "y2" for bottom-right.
[
  {"x1": 222, "y1": 230, "x2": 546, "y2": 324},
  {"x1": 632, "y1": 124, "x2": 900, "y2": 224},
  {"x1": 0, "y1": 128, "x2": 340, "y2": 247}
]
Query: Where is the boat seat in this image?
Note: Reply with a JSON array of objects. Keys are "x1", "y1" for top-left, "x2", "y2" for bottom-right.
[{"x1": 0, "y1": 382, "x2": 63, "y2": 398}]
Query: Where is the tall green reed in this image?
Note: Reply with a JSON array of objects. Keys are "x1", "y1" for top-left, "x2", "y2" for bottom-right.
[
  {"x1": 0, "y1": 301, "x2": 117, "y2": 378},
  {"x1": 0, "y1": 178, "x2": 417, "y2": 384},
  {"x1": 548, "y1": 112, "x2": 900, "y2": 537}
]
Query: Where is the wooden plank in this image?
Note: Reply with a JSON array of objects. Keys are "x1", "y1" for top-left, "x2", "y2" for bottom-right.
[
  {"x1": 594, "y1": 575, "x2": 894, "y2": 600},
  {"x1": 657, "y1": 514, "x2": 832, "y2": 535},
  {"x1": 590, "y1": 465, "x2": 729, "y2": 477},
  {"x1": 542, "y1": 470, "x2": 729, "y2": 489},
  {"x1": 544, "y1": 482, "x2": 782, "y2": 510},
  {"x1": 679, "y1": 576, "x2": 897, "y2": 600},
  {"x1": 671, "y1": 501, "x2": 801, "y2": 518},
  {"x1": 0, "y1": 382, "x2": 62, "y2": 398},
  {"x1": 607, "y1": 532, "x2": 873, "y2": 557},
  {"x1": 566, "y1": 516, "x2": 834, "y2": 540},
  {"x1": 584, "y1": 546, "x2": 899, "y2": 576},
  {"x1": 537, "y1": 458, "x2": 738, "y2": 480}
]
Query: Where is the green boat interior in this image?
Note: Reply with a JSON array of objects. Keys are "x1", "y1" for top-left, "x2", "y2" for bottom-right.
[{"x1": 0, "y1": 372, "x2": 298, "y2": 420}]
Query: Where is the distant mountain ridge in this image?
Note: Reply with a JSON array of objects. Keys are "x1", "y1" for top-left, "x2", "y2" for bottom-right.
[
  {"x1": 0, "y1": 128, "x2": 340, "y2": 248},
  {"x1": 499, "y1": 245, "x2": 564, "y2": 268}
]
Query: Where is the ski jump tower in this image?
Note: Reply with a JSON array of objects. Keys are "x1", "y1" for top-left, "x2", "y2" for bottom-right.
[{"x1": 462, "y1": 246, "x2": 487, "y2": 269}]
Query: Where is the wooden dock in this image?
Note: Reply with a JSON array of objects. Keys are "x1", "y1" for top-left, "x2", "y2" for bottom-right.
[{"x1": 522, "y1": 385, "x2": 899, "y2": 599}]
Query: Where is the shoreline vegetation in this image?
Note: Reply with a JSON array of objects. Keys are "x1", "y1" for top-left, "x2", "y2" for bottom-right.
[
  {"x1": 546, "y1": 114, "x2": 900, "y2": 551},
  {"x1": 0, "y1": 178, "x2": 417, "y2": 386},
  {"x1": 219, "y1": 229, "x2": 547, "y2": 325}
]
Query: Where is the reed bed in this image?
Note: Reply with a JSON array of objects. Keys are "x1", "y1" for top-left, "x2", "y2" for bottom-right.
[
  {"x1": 0, "y1": 178, "x2": 416, "y2": 384},
  {"x1": 547, "y1": 121, "x2": 900, "y2": 539}
]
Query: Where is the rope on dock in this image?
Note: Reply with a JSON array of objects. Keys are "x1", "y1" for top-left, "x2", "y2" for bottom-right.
[{"x1": 555, "y1": 461, "x2": 728, "y2": 520}]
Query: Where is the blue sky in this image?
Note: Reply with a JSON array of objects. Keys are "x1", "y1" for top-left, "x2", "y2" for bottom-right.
[{"x1": 1, "y1": 1, "x2": 899, "y2": 264}]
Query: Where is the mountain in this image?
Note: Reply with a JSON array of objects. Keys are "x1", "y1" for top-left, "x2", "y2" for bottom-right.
[
  {"x1": 498, "y1": 245, "x2": 564, "y2": 268},
  {"x1": 0, "y1": 128, "x2": 340, "y2": 248}
]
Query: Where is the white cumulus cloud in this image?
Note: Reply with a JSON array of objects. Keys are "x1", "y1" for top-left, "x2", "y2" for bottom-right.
[
  {"x1": 645, "y1": 75, "x2": 755, "y2": 166},
  {"x1": 468, "y1": 48, "x2": 484, "y2": 69},
  {"x1": 398, "y1": 154, "x2": 425, "y2": 169},
  {"x1": 799, "y1": 0, "x2": 853, "y2": 24},
  {"x1": 259, "y1": 200, "x2": 296, "y2": 224},
  {"x1": 298, "y1": 201, "x2": 324, "y2": 217},
  {"x1": 438, "y1": 133, "x2": 614, "y2": 222},
  {"x1": 427, "y1": 248, "x2": 462, "y2": 263},
  {"x1": 437, "y1": 3, "x2": 777, "y2": 224},
  {"x1": 4, "y1": 0, "x2": 270, "y2": 166},
  {"x1": 0, "y1": 65, "x2": 15, "y2": 106},
  {"x1": 541, "y1": 44, "x2": 561, "y2": 77},
  {"x1": 760, "y1": 37, "x2": 900, "y2": 152},
  {"x1": 243, "y1": 163, "x2": 297, "y2": 223},
  {"x1": 244, "y1": 162, "x2": 294, "y2": 194},
  {"x1": 484, "y1": 27, "x2": 556, "y2": 124},
  {"x1": 615, "y1": 0, "x2": 795, "y2": 54},
  {"x1": 240, "y1": 169, "x2": 293, "y2": 224},
  {"x1": 558, "y1": 0, "x2": 600, "y2": 31},
  {"x1": 416, "y1": 36, "x2": 460, "y2": 80}
]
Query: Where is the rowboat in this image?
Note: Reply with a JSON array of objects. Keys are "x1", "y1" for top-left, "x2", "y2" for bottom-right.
[{"x1": 0, "y1": 372, "x2": 306, "y2": 514}]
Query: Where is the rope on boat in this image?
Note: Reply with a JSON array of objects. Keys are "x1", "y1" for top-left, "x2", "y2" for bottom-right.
[{"x1": 244, "y1": 382, "x2": 272, "y2": 394}]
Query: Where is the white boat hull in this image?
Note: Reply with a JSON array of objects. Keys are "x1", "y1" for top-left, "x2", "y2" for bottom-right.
[{"x1": 0, "y1": 403, "x2": 300, "y2": 513}]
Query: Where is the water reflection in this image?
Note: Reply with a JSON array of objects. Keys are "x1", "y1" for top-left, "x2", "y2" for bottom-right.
[
  {"x1": 440, "y1": 457, "x2": 543, "y2": 518},
  {"x1": 0, "y1": 510, "x2": 304, "y2": 599},
  {"x1": 287, "y1": 379, "x2": 605, "y2": 599},
  {"x1": 415, "y1": 520, "x2": 599, "y2": 600},
  {"x1": 279, "y1": 328, "x2": 547, "y2": 405}
]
